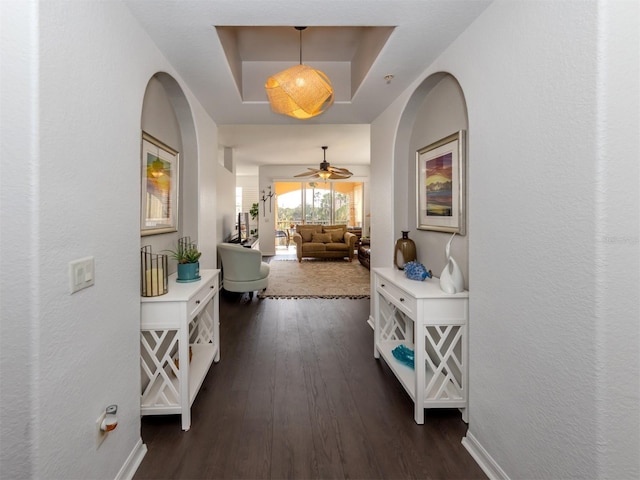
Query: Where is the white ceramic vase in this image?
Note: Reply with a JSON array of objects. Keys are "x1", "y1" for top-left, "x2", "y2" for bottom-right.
[{"x1": 439, "y1": 233, "x2": 464, "y2": 294}]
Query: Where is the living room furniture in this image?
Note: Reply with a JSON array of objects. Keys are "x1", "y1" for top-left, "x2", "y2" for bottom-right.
[
  {"x1": 372, "y1": 267, "x2": 469, "y2": 424},
  {"x1": 292, "y1": 224, "x2": 357, "y2": 262},
  {"x1": 358, "y1": 238, "x2": 371, "y2": 269},
  {"x1": 348, "y1": 227, "x2": 363, "y2": 244},
  {"x1": 140, "y1": 269, "x2": 220, "y2": 431},
  {"x1": 217, "y1": 243, "x2": 270, "y2": 298},
  {"x1": 275, "y1": 229, "x2": 289, "y2": 247},
  {"x1": 240, "y1": 236, "x2": 259, "y2": 249}
]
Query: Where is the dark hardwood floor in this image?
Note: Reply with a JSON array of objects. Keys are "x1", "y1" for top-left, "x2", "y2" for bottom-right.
[{"x1": 135, "y1": 292, "x2": 486, "y2": 480}]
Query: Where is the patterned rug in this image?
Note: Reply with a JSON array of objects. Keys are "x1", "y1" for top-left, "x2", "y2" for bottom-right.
[{"x1": 258, "y1": 259, "x2": 370, "y2": 299}]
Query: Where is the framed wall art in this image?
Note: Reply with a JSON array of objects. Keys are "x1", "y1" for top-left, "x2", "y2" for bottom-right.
[
  {"x1": 416, "y1": 130, "x2": 466, "y2": 234},
  {"x1": 141, "y1": 132, "x2": 179, "y2": 236}
]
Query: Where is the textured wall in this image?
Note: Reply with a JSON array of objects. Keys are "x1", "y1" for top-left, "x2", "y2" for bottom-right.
[
  {"x1": 1, "y1": 1, "x2": 219, "y2": 477},
  {"x1": 453, "y1": 3, "x2": 601, "y2": 476},
  {"x1": 591, "y1": 1, "x2": 640, "y2": 477},
  {"x1": 0, "y1": 2, "x2": 40, "y2": 477},
  {"x1": 373, "y1": 1, "x2": 639, "y2": 478},
  {"x1": 31, "y1": 3, "x2": 152, "y2": 477},
  {"x1": 33, "y1": 3, "x2": 167, "y2": 478}
]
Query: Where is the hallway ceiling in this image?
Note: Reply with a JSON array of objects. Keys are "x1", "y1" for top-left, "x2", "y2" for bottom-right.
[{"x1": 124, "y1": 1, "x2": 492, "y2": 175}]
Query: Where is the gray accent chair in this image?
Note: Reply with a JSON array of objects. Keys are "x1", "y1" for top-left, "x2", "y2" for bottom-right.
[{"x1": 217, "y1": 243, "x2": 269, "y2": 299}]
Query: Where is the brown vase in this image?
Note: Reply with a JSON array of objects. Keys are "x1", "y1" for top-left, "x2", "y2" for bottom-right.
[{"x1": 394, "y1": 231, "x2": 417, "y2": 270}]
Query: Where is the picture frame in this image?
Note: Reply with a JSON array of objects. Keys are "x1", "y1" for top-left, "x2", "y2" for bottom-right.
[
  {"x1": 141, "y1": 132, "x2": 179, "y2": 236},
  {"x1": 416, "y1": 130, "x2": 466, "y2": 234}
]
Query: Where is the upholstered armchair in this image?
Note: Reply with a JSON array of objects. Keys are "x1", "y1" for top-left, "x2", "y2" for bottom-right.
[{"x1": 217, "y1": 243, "x2": 270, "y2": 299}]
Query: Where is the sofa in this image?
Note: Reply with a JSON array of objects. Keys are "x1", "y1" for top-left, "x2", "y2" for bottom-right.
[
  {"x1": 292, "y1": 224, "x2": 357, "y2": 262},
  {"x1": 358, "y1": 238, "x2": 371, "y2": 270}
]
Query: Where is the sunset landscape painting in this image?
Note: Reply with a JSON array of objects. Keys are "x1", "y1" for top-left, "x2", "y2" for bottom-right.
[
  {"x1": 425, "y1": 152, "x2": 453, "y2": 216},
  {"x1": 416, "y1": 131, "x2": 465, "y2": 234}
]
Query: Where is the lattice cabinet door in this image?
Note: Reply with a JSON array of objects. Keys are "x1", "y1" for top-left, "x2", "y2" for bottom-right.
[
  {"x1": 378, "y1": 295, "x2": 413, "y2": 344},
  {"x1": 189, "y1": 304, "x2": 214, "y2": 345},
  {"x1": 423, "y1": 324, "x2": 465, "y2": 402},
  {"x1": 141, "y1": 329, "x2": 181, "y2": 409}
]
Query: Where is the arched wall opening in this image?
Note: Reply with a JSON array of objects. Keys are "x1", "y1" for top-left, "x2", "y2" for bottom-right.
[
  {"x1": 139, "y1": 72, "x2": 199, "y2": 274},
  {"x1": 393, "y1": 72, "x2": 469, "y2": 287}
]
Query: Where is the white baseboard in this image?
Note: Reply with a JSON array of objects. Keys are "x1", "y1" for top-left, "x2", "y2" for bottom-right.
[
  {"x1": 367, "y1": 315, "x2": 374, "y2": 329},
  {"x1": 115, "y1": 439, "x2": 147, "y2": 480},
  {"x1": 462, "y1": 431, "x2": 510, "y2": 480}
]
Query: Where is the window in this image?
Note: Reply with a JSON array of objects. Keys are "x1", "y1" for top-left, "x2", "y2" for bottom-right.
[
  {"x1": 235, "y1": 187, "x2": 242, "y2": 216},
  {"x1": 304, "y1": 182, "x2": 331, "y2": 224},
  {"x1": 274, "y1": 181, "x2": 364, "y2": 231}
]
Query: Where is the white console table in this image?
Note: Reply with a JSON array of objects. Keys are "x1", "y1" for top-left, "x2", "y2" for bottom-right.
[
  {"x1": 140, "y1": 269, "x2": 220, "y2": 430},
  {"x1": 373, "y1": 267, "x2": 469, "y2": 424}
]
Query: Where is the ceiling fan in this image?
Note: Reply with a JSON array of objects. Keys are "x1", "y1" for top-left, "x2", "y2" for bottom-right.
[{"x1": 294, "y1": 146, "x2": 353, "y2": 180}]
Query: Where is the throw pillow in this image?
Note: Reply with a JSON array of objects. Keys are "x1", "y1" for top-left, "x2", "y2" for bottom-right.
[
  {"x1": 312, "y1": 232, "x2": 331, "y2": 243},
  {"x1": 324, "y1": 229, "x2": 344, "y2": 242},
  {"x1": 298, "y1": 228, "x2": 314, "y2": 242}
]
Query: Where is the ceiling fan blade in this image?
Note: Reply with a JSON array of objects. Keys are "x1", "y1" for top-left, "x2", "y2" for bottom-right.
[
  {"x1": 329, "y1": 172, "x2": 351, "y2": 180},
  {"x1": 328, "y1": 166, "x2": 353, "y2": 175},
  {"x1": 294, "y1": 170, "x2": 321, "y2": 177}
]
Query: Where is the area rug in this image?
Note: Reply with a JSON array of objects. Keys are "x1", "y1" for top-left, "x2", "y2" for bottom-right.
[{"x1": 258, "y1": 259, "x2": 370, "y2": 299}]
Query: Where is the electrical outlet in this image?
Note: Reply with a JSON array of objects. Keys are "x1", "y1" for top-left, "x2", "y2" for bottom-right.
[{"x1": 96, "y1": 411, "x2": 107, "y2": 448}]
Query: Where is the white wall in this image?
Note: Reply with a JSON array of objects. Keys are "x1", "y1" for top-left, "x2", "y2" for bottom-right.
[
  {"x1": 140, "y1": 75, "x2": 184, "y2": 267},
  {"x1": 407, "y1": 74, "x2": 469, "y2": 287},
  {"x1": 1, "y1": 2, "x2": 39, "y2": 477},
  {"x1": 216, "y1": 152, "x2": 237, "y2": 245},
  {"x1": 141, "y1": 76, "x2": 183, "y2": 155},
  {"x1": 139, "y1": 72, "x2": 216, "y2": 271},
  {"x1": 237, "y1": 174, "x2": 260, "y2": 234},
  {"x1": 591, "y1": 1, "x2": 640, "y2": 476},
  {"x1": 371, "y1": 94, "x2": 410, "y2": 270},
  {"x1": 195, "y1": 104, "x2": 219, "y2": 270},
  {"x1": 372, "y1": 1, "x2": 639, "y2": 479},
  {"x1": 0, "y1": 1, "x2": 218, "y2": 477}
]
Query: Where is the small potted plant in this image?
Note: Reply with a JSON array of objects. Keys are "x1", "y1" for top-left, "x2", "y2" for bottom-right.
[
  {"x1": 249, "y1": 202, "x2": 259, "y2": 237},
  {"x1": 165, "y1": 239, "x2": 202, "y2": 282}
]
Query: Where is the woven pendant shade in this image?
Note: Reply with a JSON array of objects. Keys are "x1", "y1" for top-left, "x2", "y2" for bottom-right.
[{"x1": 265, "y1": 64, "x2": 334, "y2": 119}]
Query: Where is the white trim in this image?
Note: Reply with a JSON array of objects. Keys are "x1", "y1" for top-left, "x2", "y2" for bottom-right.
[
  {"x1": 367, "y1": 314, "x2": 374, "y2": 330},
  {"x1": 462, "y1": 431, "x2": 510, "y2": 480},
  {"x1": 115, "y1": 439, "x2": 147, "y2": 480}
]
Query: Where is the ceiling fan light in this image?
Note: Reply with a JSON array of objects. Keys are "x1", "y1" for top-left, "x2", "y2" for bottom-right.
[
  {"x1": 265, "y1": 64, "x2": 334, "y2": 119},
  {"x1": 293, "y1": 145, "x2": 353, "y2": 180}
]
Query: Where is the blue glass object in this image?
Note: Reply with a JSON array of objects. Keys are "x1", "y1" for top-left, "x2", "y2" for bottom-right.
[
  {"x1": 392, "y1": 344, "x2": 415, "y2": 369},
  {"x1": 403, "y1": 261, "x2": 432, "y2": 281}
]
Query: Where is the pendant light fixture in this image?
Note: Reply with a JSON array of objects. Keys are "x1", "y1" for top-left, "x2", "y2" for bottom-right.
[{"x1": 265, "y1": 27, "x2": 334, "y2": 120}]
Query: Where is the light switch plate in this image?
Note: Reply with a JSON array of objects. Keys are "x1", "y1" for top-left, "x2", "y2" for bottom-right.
[{"x1": 69, "y1": 256, "x2": 95, "y2": 294}]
